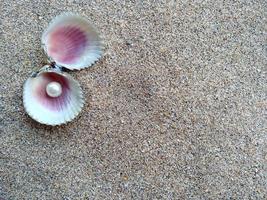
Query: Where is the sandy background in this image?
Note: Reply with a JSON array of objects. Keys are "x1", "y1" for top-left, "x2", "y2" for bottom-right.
[{"x1": 0, "y1": 0, "x2": 266, "y2": 199}]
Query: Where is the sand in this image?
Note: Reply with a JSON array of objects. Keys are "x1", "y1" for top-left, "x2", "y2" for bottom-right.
[{"x1": 0, "y1": 0, "x2": 266, "y2": 199}]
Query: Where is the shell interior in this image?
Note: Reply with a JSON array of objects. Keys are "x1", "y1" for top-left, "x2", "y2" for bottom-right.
[
  {"x1": 42, "y1": 13, "x2": 103, "y2": 70},
  {"x1": 23, "y1": 70, "x2": 84, "y2": 125}
]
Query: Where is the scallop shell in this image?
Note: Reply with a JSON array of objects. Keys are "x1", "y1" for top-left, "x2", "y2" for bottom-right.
[
  {"x1": 23, "y1": 66, "x2": 84, "y2": 125},
  {"x1": 41, "y1": 13, "x2": 103, "y2": 70}
]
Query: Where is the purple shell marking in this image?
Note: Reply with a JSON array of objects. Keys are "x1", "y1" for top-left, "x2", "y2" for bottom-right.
[
  {"x1": 34, "y1": 72, "x2": 70, "y2": 111},
  {"x1": 47, "y1": 26, "x2": 88, "y2": 64}
]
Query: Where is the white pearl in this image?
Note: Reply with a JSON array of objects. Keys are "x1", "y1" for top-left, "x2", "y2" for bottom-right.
[{"x1": 46, "y1": 82, "x2": 62, "y2": 97}]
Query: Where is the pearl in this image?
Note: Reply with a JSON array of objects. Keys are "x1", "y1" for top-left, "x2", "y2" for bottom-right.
[{"x1": 46, "y1": 82, "x2": 62, "y2": 97}]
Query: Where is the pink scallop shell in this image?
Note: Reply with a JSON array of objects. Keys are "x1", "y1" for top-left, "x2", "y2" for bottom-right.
[
  {"x1": 23, "y1": 69, "x2": 84, "y2": 125},
  {"x1": 42, "y1": 13, "x2": 103, "y2": 70}
]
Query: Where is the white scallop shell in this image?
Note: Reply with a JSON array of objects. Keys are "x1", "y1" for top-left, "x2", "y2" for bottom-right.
[
  {"x1": 41, "y1": 13, "x2": 103, "y2": 70},
  {"x1": 23, "y1": 67, "x2": 84, "y2": 125}
]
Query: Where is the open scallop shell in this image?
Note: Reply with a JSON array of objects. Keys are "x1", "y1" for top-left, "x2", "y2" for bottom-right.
[
  {"x1": 23, "y1": 66, "x2": 84, "y2": 125},
  {"x1": 42, "y1": 13, "x2": 103, "y2": 70}
]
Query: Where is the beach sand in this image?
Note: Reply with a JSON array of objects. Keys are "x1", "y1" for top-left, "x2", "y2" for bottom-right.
[{"x1": 0, "y1": 0, "x2": 266, "y2": 199}]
